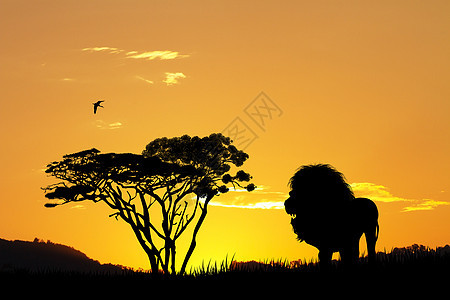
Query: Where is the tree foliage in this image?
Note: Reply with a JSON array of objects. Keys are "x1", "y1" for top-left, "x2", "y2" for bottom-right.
[{"x1": 43, "y1": 133, "x2": 255, "y2": 274}]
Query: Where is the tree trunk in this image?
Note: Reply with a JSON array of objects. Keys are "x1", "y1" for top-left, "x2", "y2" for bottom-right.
[
  {"x1": 179, "y1": 193, "x2": 214, "y2": 275},
  {"x1": 147, "y1": 251, "x2": 160, "y2": 275},
  {"x1": 170, "y1": 242, "x2": 176, "y2": 274}
]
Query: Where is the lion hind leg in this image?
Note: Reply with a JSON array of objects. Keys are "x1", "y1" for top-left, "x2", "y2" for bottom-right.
[{"x1": 365, "y1": 223, "x2": 379, "y2": 264}]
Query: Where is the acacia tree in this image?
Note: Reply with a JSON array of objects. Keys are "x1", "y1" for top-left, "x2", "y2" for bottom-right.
[{"x1": 43, "y1": 133, "x2": 255, "y2": 275}]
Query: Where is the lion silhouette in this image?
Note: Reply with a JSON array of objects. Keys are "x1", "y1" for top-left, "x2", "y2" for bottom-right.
[{"x1": 284, "y1": 164, "x2": 379, "y2": 267}]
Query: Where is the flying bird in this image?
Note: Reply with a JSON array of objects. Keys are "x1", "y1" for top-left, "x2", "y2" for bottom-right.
[{"x1": 93, "y1": 100, "x2": 104, "y2": 114}]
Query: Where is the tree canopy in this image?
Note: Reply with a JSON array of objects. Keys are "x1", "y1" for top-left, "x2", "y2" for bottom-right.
[{"x1": 43, "y1": 133, "x2": 255, "y2": 274}]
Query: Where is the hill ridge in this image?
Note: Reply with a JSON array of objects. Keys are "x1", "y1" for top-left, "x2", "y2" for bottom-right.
[{"x1": 0, "y1": 238, "x2": 127, "y2": 273}]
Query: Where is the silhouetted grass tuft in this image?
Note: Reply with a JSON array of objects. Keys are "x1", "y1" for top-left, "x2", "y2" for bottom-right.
[{"x1": 188, "y1": 254, "x2": 235, "y2": 277}]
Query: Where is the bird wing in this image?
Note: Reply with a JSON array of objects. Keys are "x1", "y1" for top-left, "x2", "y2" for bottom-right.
[{"x1": 93, "y1": 100, "x2": 104, "y2": 114}]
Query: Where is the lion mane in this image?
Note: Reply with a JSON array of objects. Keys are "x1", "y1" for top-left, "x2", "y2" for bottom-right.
[
  {"x1": 288, "y1": 164, "x2": 354, "y2": 206},
  {"x1": 285, "y1": 164, "x2": 354, "y2": 246}
]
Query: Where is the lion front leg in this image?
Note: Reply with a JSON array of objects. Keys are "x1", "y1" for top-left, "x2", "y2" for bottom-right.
[
  {"x1": 340, "y1": 241, "x2": 359, "y2": 267},
  {"x1": 318, "y1": 248, "x2": 332, "y2": 270}
]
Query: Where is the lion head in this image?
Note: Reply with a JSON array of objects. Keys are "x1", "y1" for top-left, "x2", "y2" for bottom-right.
[{"x1": 284, "y1": 164, "x2": 354, "y2": 246}]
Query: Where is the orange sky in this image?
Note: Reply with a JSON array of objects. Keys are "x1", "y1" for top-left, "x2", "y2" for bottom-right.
[{"x1": 1, "y1": 0, "x2": 450, "y2": 270}]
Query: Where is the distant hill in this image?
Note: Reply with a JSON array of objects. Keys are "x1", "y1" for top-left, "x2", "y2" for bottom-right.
[{"x1": 0, "y1": 238, "x2": 126, "y2": 274}]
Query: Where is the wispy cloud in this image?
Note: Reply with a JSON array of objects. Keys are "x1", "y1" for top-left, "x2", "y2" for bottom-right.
[
  {"x1": 71, "y1": 204, "x2": 86, "y2": 210},
  {"x1": 163, "y1": 72, "x2": 186, "y2": 85},
  {"x1": 82, "y1": 47, "x2": 188, "y2": 60},
  {"x1": 94, "y1": 120, "x2": 123, "y2": 130},
  {"x1": 351, "y1": 182, "x2": 449, "y2": 212},
  {"x1": 127, "y1": 50, "x2": 188, "y2": 60},
  {"x1": 135, "y1": 75, "x2": 154, "y2": 85},
  {"x1": 351, "y1": 183, "x2": 408, "y2": 203},
  {"x1": 82, "y1": 47, "x2": 189, "y2": 85},
  {"x1": 108, "y1": 122, "x2": 123, "y2": 129},
  {"x1": 206, "y1": 185, "x2": 287, "y2": 210},
  {"x1": 82, "y1": 47, "x2": 124, "y2": 54},
  {"x1": 402, "y1": 199, "x2": 450, "y2": 212},
  {"x1": 209, "y1": 200, "x2": 285, "y2": 210}
]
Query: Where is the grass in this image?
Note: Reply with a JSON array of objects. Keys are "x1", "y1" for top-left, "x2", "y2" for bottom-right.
[
  {"x1": 2, "y1": 244, "x2": 449, "y2": 289},
  {"x1": 188, "y1": 245, "x2": 450, "y2": 275},
  {"x1": 186, "y1": 244, "x2": 450, "y2": 290}
]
